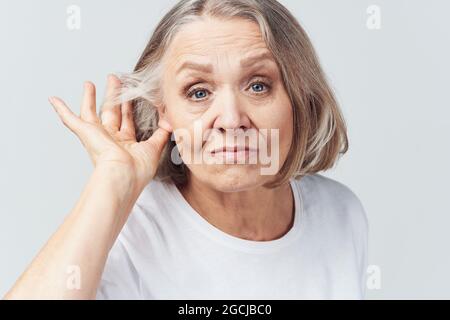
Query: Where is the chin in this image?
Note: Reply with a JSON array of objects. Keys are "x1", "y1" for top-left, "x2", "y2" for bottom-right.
[{"x1": 203, "y1": 165, "x2": 268, "y2": 192}]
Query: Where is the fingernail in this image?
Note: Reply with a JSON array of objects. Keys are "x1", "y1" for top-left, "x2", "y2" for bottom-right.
[{"x1": 48, "y1": 96, "x2": 55, "y2": 104}]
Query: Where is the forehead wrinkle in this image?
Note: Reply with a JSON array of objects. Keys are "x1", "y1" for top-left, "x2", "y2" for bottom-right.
[
  {"x1": 168, "y1": 22, "x2": 270, "y2": 76},
  {"x1": 174, "y1": 50, "x2": 277, "y2": 78},
  {"x1": 176, "y1": 22, "x2": 264, "y2": 49}
]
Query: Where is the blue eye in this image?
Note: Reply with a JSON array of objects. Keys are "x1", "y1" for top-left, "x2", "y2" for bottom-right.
[
  {"x1": 251, "y1": 82, "x2": 266, "y2": 93},
  {"x1": 185, "y1": 78, "x2": 272, "y2": 102},
  {"x1": 185, "y1": 85, "x2": 210, "y2": 101},
  {"x1": 249, "y1": 76, "x2": 272, "y2": 95},
  {"x1": 192, "y1": 89, "x2": 208, "y2": 99}
]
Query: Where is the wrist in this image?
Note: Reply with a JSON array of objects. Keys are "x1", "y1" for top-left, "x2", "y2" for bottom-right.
[{"x1": 93, "y1": 163, "x2": 140, "y2": 204}]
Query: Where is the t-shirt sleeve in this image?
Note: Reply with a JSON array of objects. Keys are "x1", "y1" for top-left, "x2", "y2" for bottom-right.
[
  {"x1": 95, "y1": 236, "x2": 142, "y2": 300},
  {"x1": 347, "y1": 189, "x2": 369, "y2": 299},
  {"x1": 357, "y1": 201, "x2": 369, "y2": 299},
  {"x1": 328, "y1": 175, "x2": 370, "y2": 299}
]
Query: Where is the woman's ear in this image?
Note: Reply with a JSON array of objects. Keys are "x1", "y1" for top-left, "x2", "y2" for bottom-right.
[{"x1": 156, "y1": 104, "x2": 173, "y2": 133}]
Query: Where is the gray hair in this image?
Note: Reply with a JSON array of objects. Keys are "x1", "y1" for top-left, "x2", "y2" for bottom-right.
[{"x1": 108, "y1": 0, "x2": 348, "y2": 188}]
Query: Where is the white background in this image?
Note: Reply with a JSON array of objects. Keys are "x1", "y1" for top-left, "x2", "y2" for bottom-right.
[{"x1": 1, "y1": 0, "x2": 449, "y2": 299}]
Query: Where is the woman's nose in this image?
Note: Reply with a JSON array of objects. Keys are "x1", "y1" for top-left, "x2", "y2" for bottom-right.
[{"x1": 211, "y1": 89, "x2": 251, "y2": 132}]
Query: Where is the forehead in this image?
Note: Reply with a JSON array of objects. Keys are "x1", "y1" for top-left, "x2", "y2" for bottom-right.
[{"x1": 163, "y1": 17, "x2": 274, "y2": 72}]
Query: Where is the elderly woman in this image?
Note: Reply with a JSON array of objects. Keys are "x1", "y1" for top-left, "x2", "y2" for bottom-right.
[{"x1": 5, "y1": 0, "x2": 368, "y2": 299}]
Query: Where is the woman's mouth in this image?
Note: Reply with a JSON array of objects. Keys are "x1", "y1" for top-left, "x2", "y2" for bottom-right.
[{"x1": 209, "y1": 146, "x2": 258, "y2": 163}]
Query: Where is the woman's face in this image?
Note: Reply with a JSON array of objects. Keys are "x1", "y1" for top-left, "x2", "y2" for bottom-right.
[{"x1": 160, "y1": 17, "x2": 293, "y2": 192}]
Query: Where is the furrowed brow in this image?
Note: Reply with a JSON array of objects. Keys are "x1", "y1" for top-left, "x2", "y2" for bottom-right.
[
  {"x1": 240, "y1": 51, "x2": 275, "y2": 68},
  {"x1": 176, "y1": 61, "x2": 213, "y2": 75},
  {"x1": 175, "y1": 51, "x2": 275, "y2": 75}
]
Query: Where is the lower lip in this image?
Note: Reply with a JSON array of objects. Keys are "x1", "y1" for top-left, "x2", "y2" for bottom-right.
[{"x1": 211, "y1": 149, "x2": 257, "y2": 162}]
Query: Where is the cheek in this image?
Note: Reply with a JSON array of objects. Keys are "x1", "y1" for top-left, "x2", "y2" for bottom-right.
[
  {"x1": 261, "y1": 98, "x2": 293, "y2": 157},
  {"x1": 164, "y1": 102, "x2": 193, "y2": 130},
  {"x1": 256, "y1": 96, "x2": 293, "y2": 135},
  {"x1": 279, "y1": 107, "x2": 294, "y2": 155},
  {"x1": 163, "y1": 83, "x2": 204, "y2": 118}
]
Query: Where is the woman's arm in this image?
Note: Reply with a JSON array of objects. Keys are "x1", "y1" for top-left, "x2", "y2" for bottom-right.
[
  {"x1": 4, "y1": 164, "x2": 136, "y2": 299},
  {"x1": 4, "y1": 75, "x2": 172, "y2": 299}
]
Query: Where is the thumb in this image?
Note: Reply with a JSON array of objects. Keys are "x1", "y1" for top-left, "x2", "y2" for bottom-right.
[{"x1": 142, "y1": 127, "x2": 172, "y2": 162}]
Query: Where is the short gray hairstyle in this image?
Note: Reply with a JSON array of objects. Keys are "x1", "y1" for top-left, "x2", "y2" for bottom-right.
[{"x1": 109, "y1": 0, "x2": 348, "y2": 188}]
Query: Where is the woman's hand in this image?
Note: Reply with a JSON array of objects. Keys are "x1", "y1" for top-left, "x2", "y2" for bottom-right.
[
  {"x1": 49, "y1": 74, "x2": 172, "y2": 194},
  {"x1": 3, "y1": 74, "x2": 173, "y2": 300}
]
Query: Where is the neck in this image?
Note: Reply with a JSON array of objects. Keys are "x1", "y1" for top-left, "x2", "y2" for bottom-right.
[{"x1": 177, "y1": 176, "x2": 294, "y2": 241}]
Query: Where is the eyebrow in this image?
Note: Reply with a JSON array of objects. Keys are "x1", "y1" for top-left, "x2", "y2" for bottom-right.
[{"x1": 175, "y1": 51, "x2": 275, "y2": 75}]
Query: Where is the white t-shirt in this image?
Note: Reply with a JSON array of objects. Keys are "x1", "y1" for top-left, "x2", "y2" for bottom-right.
[{"x1": 96, "y1": 173, "x2": 369, "y2": 300}]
